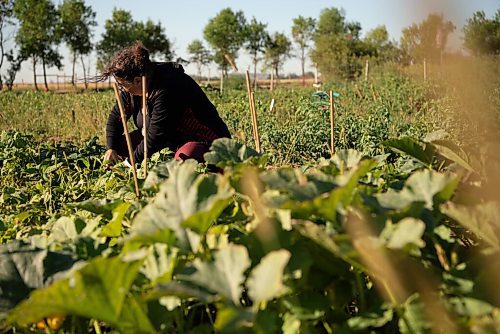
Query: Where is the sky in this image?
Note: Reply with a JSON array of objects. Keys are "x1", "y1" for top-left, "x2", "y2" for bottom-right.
[{"x1": 4, "y1": 0, "x2": 499, "y2": 83}]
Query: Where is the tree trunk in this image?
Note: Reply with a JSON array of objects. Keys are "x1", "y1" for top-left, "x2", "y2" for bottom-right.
[
  {"x1": 301, "y1": 47, "x2": 306, "y2": 86},
  {"x1": 42, "y1": 57, "x2": 49, "y2": 91},
  {"x1": 72, "y1": 51, "x2": 77, "y2": 86},
  {"x1": 253, "y1": 58, "x2": 258, "y2": 91},
  {"x1": 33, "y1": 57, "x2": 38, "y2": 91},
  {"x1": 0, "y1": 25, "x2": 4, "y2": 91},
  {"x1": 80, "y1": 54, "x2": 88, "y2": 89}
]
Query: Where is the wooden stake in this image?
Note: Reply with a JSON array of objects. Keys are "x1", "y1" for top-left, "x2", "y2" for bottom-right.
[
  {"x1": 370, "y1": 84, "x2": 378, "y2": 102},
  {"x1": 354, "y1": 83, "x2": 363, "y2": 99},
  {"x1": 142, "y1": 76, "x2": 148, "y2": 178},
  {"x1": 112, "y1": 83, "x2": 141, "y2": 198},
  {"x1": 329, "y1": 90, "x2": 335, "y2": 157},
  {"x1": 251, "y1": 91, "x2": 261, "y2": 152},
  {"x1": 364, "y1": 59, "x2": 369, "y2": 81},
  {"x1": 269, "y1": 98, "x2": 275, "y2": 113},
  {"x1": 220, "y1": 71, "x2": 223, "y2": 94},
  {"x1": 423, "y1": 58, "x2": 427, "y2": 81},
  {"x1": 245, "y1": 70, "x2": 261, "y2": 153}
]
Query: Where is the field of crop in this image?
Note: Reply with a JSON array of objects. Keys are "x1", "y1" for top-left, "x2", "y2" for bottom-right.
[{"x1": 1, "y1": 66, "x2": 500, "y2": 333}]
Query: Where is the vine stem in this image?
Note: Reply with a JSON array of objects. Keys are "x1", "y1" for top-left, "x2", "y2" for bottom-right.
[{"x1": 93, "y1": 320, "x2": 102, "y2": 334}]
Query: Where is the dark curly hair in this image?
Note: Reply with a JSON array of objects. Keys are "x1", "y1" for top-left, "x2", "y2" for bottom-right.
[{"x1": 97, "y1": 41, "x2": 152, "y2": 82}]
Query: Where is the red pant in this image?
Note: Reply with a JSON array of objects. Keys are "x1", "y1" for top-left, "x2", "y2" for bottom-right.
[{"x1": 116, "y1": 130, "x2": 211, "y2": 163}]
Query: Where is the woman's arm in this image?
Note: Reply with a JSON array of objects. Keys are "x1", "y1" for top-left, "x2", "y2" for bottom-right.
[{"x1": 106, "y1": 91, "x2": 132, "y2": 151}]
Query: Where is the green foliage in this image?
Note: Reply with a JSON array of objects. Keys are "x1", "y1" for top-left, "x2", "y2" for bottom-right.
[
  {"x1": 1, "y1": 67, "x2": 500, "y2": 332},
  {"x1": 13, "y1": 0, "x2": 61, "y2": 90},
  {"x1": 291, "y1": 16, "x2": 316, "y2": 80},
  {"x1": 97, "y1": 8, "x2": 172, "y2": 69},
  {"x1": 0, "y1": 131, "x2": 499, "y2": 333},
  {"x1": 311, "y1": 7, "x2": 369, "y2": 80},
  {"x1": 203, "y1": 8, "x2": 247, "y2": 74},
  {"x1": 400, "y1": 13, "x2": 455, "y2": 64},
  {"x1": 187, "y1": 39, "x2": 212, "y2": 78},
  {"x1": 264, "y1": 32, "x2": 291, "y2": 78},
  {"x1": 245, "y1": 17, "x2": 269, "y2": 82},
  {"x1": 463, "y1": 10, "x2": 500, "y2": 56}
]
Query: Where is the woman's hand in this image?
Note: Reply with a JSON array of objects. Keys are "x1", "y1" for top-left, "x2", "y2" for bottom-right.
[{"x1": 103, "y1": 149, "x2": 122, "y2": 169}]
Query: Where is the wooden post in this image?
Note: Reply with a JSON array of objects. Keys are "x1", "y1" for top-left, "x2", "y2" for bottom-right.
[
  {"x1": 370, "y1": 84, "x2": 378, "y2": 102},
  {"x1": 364, "y1": 60, "x2": 369, "y2": 81},
  {"x1": 112, "y1": 83, "x2": 141, "y2": 198},
  {"x1": 245, "y1": 70, "x2": 261, "y2": 152},
  {"x1": 251, "y1": 91, "x2": 260, "y2": 152},
  {"x1": 423, "y1": 58, "x2": 427, "y2": 81},
  {"x1": 329, "y1": 90, "x2": 335, "y2": 157},
  {"x1": 269, "y1": 98, "x2": 275, "y2": 113},
  {"x1": 142, "y1": 76, "x2": 148, "y2": 178},
  {"x1": 314, "y1": 64, "x2": 319, "y2": 85},
  {"x1": 354, "y1": 83, "x2": 363, "y2": 99},
  {"x1": 220, "y1": 71, "x2": 223, "y2": 94}
]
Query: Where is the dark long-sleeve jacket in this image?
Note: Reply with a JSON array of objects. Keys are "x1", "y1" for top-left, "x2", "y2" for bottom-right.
[{"x1": 106, "y1": 62, "x2": 231, "y2": 162}]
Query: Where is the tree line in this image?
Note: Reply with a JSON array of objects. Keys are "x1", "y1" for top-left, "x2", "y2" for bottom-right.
[{"x1": 0, "y1": 0, "x2": 498, "y2": 90}]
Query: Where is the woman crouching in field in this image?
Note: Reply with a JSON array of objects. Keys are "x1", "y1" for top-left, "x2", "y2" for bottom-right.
[{"x1": 98, "y1": 41, "x2": 230, "y2": 167}]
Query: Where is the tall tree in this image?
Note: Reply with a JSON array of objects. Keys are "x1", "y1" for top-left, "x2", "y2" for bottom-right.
[
  {"x1": 187, "y1": 39, "x2": 212, "y2": 79},
  {"x1": 97, "y1": 9, "x2": 172, "y2": 70},
  {"x1": 463, "y1": 10, "x2": 500, "y2": 56},
  {"x1": 136, "y1": 19, "x2": 173, "y2": 61},
  {"x1": 58, "y1": 0, "x2": 96, "y2": 87},
  {"x1": 400, "y1": 13, "x2": 455, "y2": 64},
  {"x1": 292, "y1": 16, "x2": 316, "y2": 85},
  {"x1": 14, "y1": 0, "x2": 62, "y2": 91},
  {"x1": 264, "y1": 32, "x2": 291, "y2": 79},
  {"x1": 203, "y1": 8, "x2": 246, "y2": 76},
  {"x1": 97, "y1": 9, "x2": 137, "y2": 69},
  {"x1": 311, "y1": 7, "x2": 364, "y2": 80},
  {"x1": 363, "y1": 25, "x2": 399, "y2": 63},
  {"x1": 244, "y1": 17, "x2": 269, "y2": 87},
  {"x1": 0, "y1": 0, "x2": 14, "y2": 90}
]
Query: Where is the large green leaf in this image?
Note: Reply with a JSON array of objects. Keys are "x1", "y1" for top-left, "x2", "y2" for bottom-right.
[
  {"x1": 285, "y1": 160, "x2": 377, "y2": 221},
  {"x1": 214, "y1": 305, "x2": 254, "y2": 333},
  {"x1": 116, "y1": 294, "x2": 157, "y2": 334},
  {"x1": 100, "y1": 202, "x2": 131, "y2": 237},
  {"x1": 347, "y1": 307, "x2": 394, "y2": 330},
  {"x1": 398, "y1": 294, "x2": 431, "y2": 334},
  {"x1": 431, "y1": 140, "x2": 475, "y2": 172},
  {"x1": 130, "y1": 160, "x2": 233, "y2": 249},
  {"x1": 261, "y1": 168, "x2": 335, "y2": 202},
  {"x1": 67, "y1": 198, "x2": 125, "y2": 219},
  {"x1": 0, "y1": 241, "x2": 75, "y2": 314},
  {"x1": 382, "y1": 218, "x2": 426, "y2": 251},
  {"x1": 383, "y1": 137, "x2": 434, "y2": 166},
  {"x1": 332, "y1": 149, "x2": 364, "y2": 170},
  {"x1": 7, "y1": 255, "x2": 145, "y2": 330},
  {"x1": 247, "y1": 249, "x2": 291, "y2": 305},
  {"x1": 204, "y1": 138, "x2": 266, "y2": 167},
  {"x1": 441, "y1": 202, "x2": 500, "y2": 250},
  {"x1": 376, "y1": 169, "x2": 459, "y2": 210},
  {"x1": 179, "y1": 244, "x2": 251, "y2": 305}
]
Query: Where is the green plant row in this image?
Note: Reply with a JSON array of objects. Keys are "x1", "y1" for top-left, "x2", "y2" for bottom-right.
[{"x1": 1, "y1": 133, "x2": 499, "y2": 333}]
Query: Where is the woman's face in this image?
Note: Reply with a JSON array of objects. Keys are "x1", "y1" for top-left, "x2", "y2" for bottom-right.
[{"x1": 116, "y1": 77, "x2": 144, "y2": 96}]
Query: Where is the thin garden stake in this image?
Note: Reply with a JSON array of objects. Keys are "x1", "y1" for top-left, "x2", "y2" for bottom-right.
[
  {"x1": 330, "y1": 90, "x2": 335, "y2": 157},
  {"x1": 245, "y1": 70, "x2": 261, "y2": 152},
  {"x1": 365, "y1": 59, "x2": 369, "y2": 81},
  {"x1": 251, "y1": 91, "x2": 261, "y2": 152},
  {"x1": 142, "y1": 76, "x2": 148, "y2": 178},
  {"x1": 112, "y1": 83, "x2": 141, "y2": 198},
  {"x1": 424, "y1": 58, "x2": 427, "y2": 81}
]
